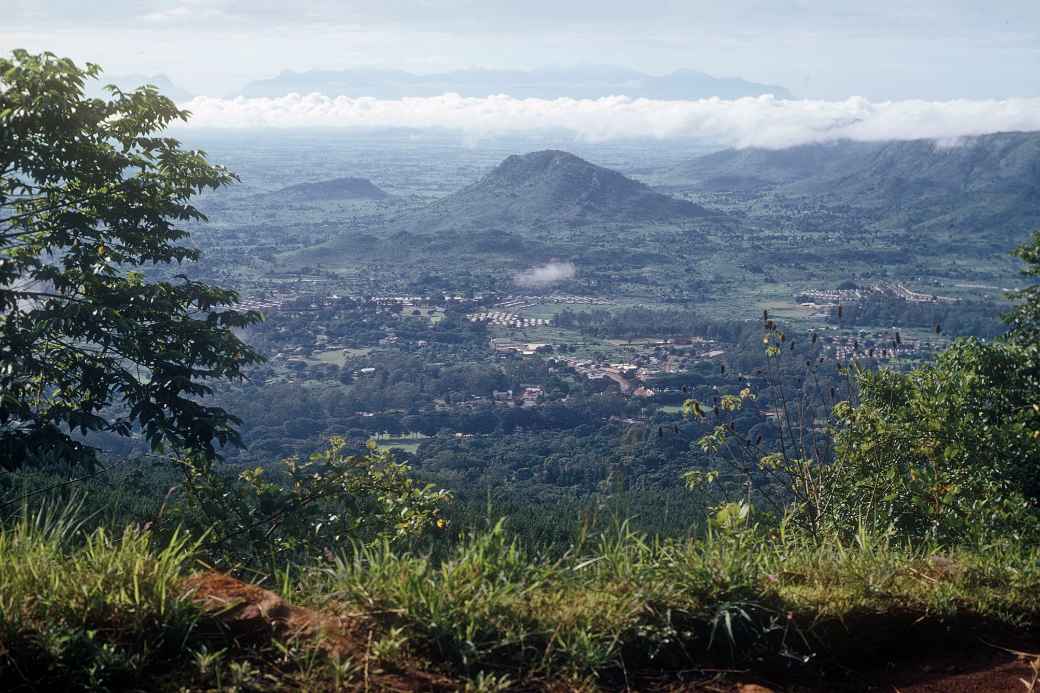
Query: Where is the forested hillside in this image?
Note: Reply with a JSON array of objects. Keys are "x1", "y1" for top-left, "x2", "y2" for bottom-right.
[{"x1": 671, "y1": 132, "x2": 1040, "y2": 242}]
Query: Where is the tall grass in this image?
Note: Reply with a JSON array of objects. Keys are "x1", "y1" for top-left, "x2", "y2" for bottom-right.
[
  {"x1": 318, "y1": 519, "x2": 1040, "y2": 683},
  {"x1": 0, "y1": 497, "x2": 201, "y2": 689},
  {"x1": 2, "y1": 498, "x2": 1039, "y2": 689}
]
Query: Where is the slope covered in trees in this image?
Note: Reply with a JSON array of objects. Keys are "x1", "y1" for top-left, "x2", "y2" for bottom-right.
[{"x1": 266, "y1": 176, "x2": 390, "y2": 202}]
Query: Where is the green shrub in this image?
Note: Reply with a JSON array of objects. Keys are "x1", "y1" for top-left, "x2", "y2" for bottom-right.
[
  {"x1": 174, "y1": 437, "x2": 451, "y2": 569},
  {"x1": 832, "y1": 338, "x2": 1040, "y2": 543}
]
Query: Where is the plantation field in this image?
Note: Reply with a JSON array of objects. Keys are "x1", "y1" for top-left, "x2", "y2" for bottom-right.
[{"x1": 312, "y1": 347, "x2": 372, "y2": 367}]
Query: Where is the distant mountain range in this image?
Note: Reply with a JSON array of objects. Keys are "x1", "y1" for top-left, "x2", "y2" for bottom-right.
[
  {"x1": 239, "y1": 66, "x2": 791, "y2": 100},
  {"x1": 674, "y1": 131, "x2": 1040, "y2": 238},
  {"x1": 86, "y1": 74, "x2": 194, "y2": 103}
]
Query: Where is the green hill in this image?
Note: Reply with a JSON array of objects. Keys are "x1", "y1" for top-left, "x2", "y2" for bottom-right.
[
  {"x1": 423, "y1": 149, "x2": 711, "y2": 227},
  {"x1": 267, "y1": 176, "x2": 390, "y2": 202},
  {"x1": 287, "y1": 150, "x2": 717, "y2": 267}
]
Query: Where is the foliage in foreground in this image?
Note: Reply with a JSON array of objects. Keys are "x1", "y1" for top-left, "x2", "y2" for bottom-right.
[
  {"x1": 832, "y1": 338, "x2": 1040, "y2": 543},
  {"x1": 0, "y1": 502, "x2": 200, "y2": 690},
  {"x1": 174, "y1": 437, "x2": 451, "y2": 568},
  {"x1": 0, "y1": 502, "x2": 372, "y2": 691},
  {"x1": 0, "y1": 50, "x2": 261, "y2": 468},
  {"x1": 825, "y1": 232, "x2": 1040, "y2": 544},
  {"x1": 2, "y1": 503, "x2": 1040, "y2": 691}
]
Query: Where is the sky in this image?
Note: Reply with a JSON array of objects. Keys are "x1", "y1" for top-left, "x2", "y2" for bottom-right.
[{"x1": 4, "y1": 0, "x2": 1039, "y2": 100}]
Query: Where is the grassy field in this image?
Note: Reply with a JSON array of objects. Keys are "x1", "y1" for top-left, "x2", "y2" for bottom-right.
[
  {"x1": 374, "y1": 432, "x2": 431, "y2": 454},
  {"x1": 379, "y1": 441, "x2": 421, "y2": 453},
  {"x1": 514, "y1": 303, "x2": 563, "y2": 319}
]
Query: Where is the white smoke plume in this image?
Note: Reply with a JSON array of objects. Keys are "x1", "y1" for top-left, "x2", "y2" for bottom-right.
[
  {"x1": 513, "y1": 261, "x2": 577, "y2": 288},
  {"x1": 177, "y1": 93, "x2": 1040, "y2": 148}
]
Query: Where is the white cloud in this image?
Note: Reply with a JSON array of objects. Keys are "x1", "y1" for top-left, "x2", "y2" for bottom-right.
[
  {"x1": 141, "y1": 3, "x2": 229, "y2": 24},
  {"x1": 175, "y1": 93, "x2": 1040, "y2": 148},
  {"x1": 514, "y1": 262, "x2": 577, "y2": 288}
]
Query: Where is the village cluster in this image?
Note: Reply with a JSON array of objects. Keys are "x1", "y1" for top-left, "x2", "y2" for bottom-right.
[
  {"x1": 798, "y1": 282, "x2": 959, "y2": 309},
  {"x1": 466, "y1": 294, "x2": 609, "y2": 328},
  {"x1": 467, "y1": 311, "x2": 552, "y2": 328},
  {"x1": 247, "y1": 277, "x2": 939, "y2": 403},
  {"x1": 821, "y1": 331, "x2": 936, "y2": 362}
]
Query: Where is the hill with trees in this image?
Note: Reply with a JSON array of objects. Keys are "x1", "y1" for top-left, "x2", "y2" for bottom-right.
[
  {"x1": 414, "y1": 149, "x2": 712, "y2": 227},
  {"x1": 286, "y1": 149, "x2": 718, "y2": 267},
  {"x1": 266, "y1": 176, "x2": 390, "y2": 202}
]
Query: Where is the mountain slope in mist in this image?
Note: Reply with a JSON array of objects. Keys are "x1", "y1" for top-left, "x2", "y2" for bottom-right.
[
  {"x1": 86, "y1": 74, "x2": 194, "y2": 102},
  {"x1": 268, "y1": 176, "x2": 390, "y2": 202},
  {"x1": 675, "y1": 131, "x2": 1040, "y2": 237}
]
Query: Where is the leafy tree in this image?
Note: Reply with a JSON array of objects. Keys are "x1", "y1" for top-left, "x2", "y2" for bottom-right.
[
  {"x1": 1004, "y1": 230, "x2": 1040, "y2": 345},
  {"x1": 0, "y1": 50, "x2": 261, "y2": 467}
]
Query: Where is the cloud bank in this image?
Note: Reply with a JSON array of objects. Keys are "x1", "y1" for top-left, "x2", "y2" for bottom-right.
[
  {"x1": 176, "y1": 93, "x2": 1040, "y2": 148},
  {"x1": 514, "y1": 262, "x2": 577, "y2": 288}
]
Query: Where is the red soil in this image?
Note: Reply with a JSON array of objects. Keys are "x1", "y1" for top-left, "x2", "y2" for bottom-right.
[{"x1": 181, "y1": 571, "x2": 456, "y2": 691}]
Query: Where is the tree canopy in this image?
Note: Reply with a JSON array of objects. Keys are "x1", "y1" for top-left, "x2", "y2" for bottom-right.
[
  {"x1": 0, "y1": 50, "x2": 262, "y2": 467},
  {"x1": 1005, "y1": 229, "x2": 1040, "y2": 345}
]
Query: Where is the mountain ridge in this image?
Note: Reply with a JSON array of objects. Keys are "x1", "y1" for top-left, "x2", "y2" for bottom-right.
[
  {"x1": 676, "y1": 131, "x2": 1040, "y2": 196},
  {"x1": 239, "y1": 66, "x2": 791, "y2": 100},
  {"x1": 673, "y1": 131, "x2": 1040, "y2": 237}
]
